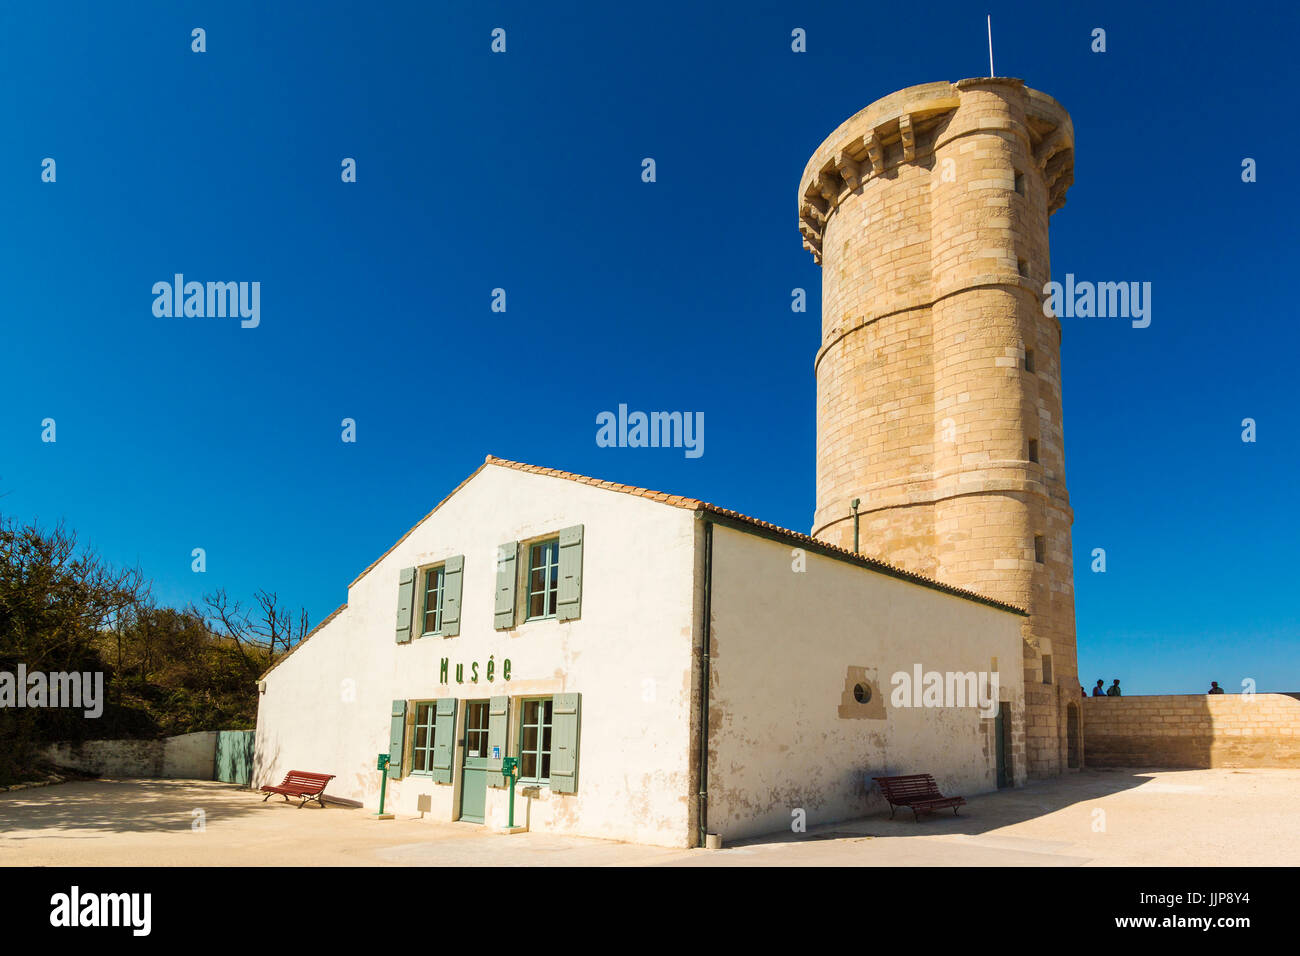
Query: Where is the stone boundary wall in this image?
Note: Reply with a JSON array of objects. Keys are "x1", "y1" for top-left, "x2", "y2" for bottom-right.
[
  {"x1": 1083, "y1": 694, "x2": 1300, "y2": 768},
  {"x1": 39, "y1": 731, "x2": 219, "y2": 779}
]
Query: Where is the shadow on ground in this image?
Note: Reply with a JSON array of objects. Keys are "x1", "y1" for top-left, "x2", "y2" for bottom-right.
[
  {"x1": 726, "y1": 768, "x2": 1157, "y2": 849},
  {"x1": 0, "y1": 778, "x2": 293, "y2": 838}
]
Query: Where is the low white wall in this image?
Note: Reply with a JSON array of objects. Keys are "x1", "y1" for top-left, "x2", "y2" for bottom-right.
[
  {"x1": 163, "y1": 731, "x2": 220, "y2": 777},
  {"x1": 40, "y1": 731, "x2": 218, "y2": 779}
]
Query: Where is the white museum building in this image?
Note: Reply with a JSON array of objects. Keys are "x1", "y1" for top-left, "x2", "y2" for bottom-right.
[{"x1": 254, "y1": 456, "x2": 1025, "y2": 848}]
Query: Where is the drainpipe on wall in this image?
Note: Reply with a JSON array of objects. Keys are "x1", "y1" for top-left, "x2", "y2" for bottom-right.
[{"x1": 697, "y1": 520, "x2": 713, "y2": 848}]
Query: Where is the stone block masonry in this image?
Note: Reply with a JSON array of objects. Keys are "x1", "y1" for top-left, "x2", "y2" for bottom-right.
[
  {"x1": 800, "y1": 78, "x2": 1078, "y2": 777},
  {"x1": 1083, "y1": 695, "x2": 1300, "y2": 769}
]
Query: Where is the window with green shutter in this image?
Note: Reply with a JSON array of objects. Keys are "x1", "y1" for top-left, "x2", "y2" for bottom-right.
[
  {"x1": 406, "y1": 556, "x2": 464, "y2": 639},
  {"x1": 526, "y1": 538, "x2": 561, "y2": 621},
  {"x1": 518, "y1": 697, "x2": 554, "y2": 784},
  {"x1": 421, "y1": 566, "x2": 445, "y2": 635},
  {"x1": 411, "y1": 702, "x2": 438, "y2": 773}
]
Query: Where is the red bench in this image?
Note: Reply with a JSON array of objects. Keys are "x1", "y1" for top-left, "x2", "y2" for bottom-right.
[
  {"x1": 260, "y1": 770, "x2": 335, "y2": 808},
  {"x1": 873, "y1": 773, "x2": 967, "y2": 821}
]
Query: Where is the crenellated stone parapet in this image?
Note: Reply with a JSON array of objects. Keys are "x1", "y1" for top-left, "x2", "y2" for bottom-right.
[
  {"x1": 798, "y1": 78, "x2": 1074, "y2": 264},
  {"x1": 801, "y1": 78, "x2": 1079, "y2": 779}
]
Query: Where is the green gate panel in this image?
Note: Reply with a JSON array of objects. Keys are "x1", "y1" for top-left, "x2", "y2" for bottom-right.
[{"x1": 214, "y1": 730, "x2": 255, "y2": 786}]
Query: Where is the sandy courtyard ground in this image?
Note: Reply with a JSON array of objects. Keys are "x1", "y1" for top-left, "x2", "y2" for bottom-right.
[{"x1": 1, "y1": 767, "x2": 1294, "y2": 866}]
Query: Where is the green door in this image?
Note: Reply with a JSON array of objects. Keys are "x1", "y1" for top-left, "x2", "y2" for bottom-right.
[
  {"x1": 994, "y1": 705, "x2": 1009, "y2": 789},
  {"x1": 459, "y1": 699, "x2": 490, "y2": 823}
]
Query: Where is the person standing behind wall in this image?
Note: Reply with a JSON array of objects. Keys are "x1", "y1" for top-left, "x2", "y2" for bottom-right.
[
  {"x1": 1092, "y1": 680, "x2": 1106, "y2": 697},
  {"x1": 1107, "y1": 679, "x2": 1122, "y2": 697}
]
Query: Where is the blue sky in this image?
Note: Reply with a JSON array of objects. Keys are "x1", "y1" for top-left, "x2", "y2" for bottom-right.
[{"x1": 1, "y1": 1, "x2": 1296, "y2": 694}]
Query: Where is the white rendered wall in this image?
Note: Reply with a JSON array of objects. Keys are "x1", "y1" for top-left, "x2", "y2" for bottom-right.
[
  {"x1": 255, "y1": 464, "x2": 700, "y2": 847},
  {"x1": 706, "y1": 523, "x2": 1025, "y2": 842}
]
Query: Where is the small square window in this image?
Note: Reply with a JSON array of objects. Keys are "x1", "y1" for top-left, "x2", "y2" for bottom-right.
[
  {"x1": 1014, "y1": 171, "x2": 1025, "y2": 196},
  {"x1": 1024, "y1": 348, "x2": 1036, "y2": 373},
  {"x1": 1017, "y1": 258, "x2": 1028, "y2": 278},
  {"x1": 1028, "y1": 439, "x2": 1039, "y2": 463},
  {"x1": 1034, "y1": 535, "x2": 1046, "y2": 564}
]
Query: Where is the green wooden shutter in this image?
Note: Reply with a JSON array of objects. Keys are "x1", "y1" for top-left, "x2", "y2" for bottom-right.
[
  {"x1": 388, "y1": 699, "x2": 407, "y2": 779},
  {"x1": 432, "y1": 697, "x2": 457, "y2": 784},
  {"x1": 556, "y1": 525, "x2": 584, "y2": 622},
  {"x1": 486, "y1": 696, "x2": 509, "y2": 786},
  {"x1": 395, "y1": 566, "x2": 416, "y2": 643},
  {"x1": 550, "y1": 693, "x2": 581, "y2": 793},
  {"x1": 494, "y1": 542, "x2": 517, "y2": 629},
  {"x1": 442, "y1": 555, "x2": 464, "y2": 637}
]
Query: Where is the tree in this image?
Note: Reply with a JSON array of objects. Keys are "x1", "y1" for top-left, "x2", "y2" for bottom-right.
[
  {"x1": 200, "y1": 588, "x2": 310, "y2": 684},
  {"x1": 0, "y1": 515, "x2": 147, "y2": 781},
  {"x1": 0, "y1": 512, "x2": 312, "y2": 784}
]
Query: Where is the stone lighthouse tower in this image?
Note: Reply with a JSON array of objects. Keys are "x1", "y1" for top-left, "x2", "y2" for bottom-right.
[{"x1": 798, "y1": 78, "x2": 1079, "y2": 777}]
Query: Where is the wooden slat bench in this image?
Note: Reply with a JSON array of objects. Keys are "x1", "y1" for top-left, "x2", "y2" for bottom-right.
[
  {"x1": 872, "y1": 773, "x2": 967, "y2": 821},
  {"x1": 260, "y1": 770, "x2": 336, "y2": 809}
]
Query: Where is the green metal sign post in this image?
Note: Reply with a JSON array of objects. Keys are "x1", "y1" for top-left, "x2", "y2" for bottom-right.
[
  {"x1": 375, "y1": 753, "x2": 392, "y2": 819},
  {"x1": 500, "y1": 756, "x2": 519, "y2": 828}
]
